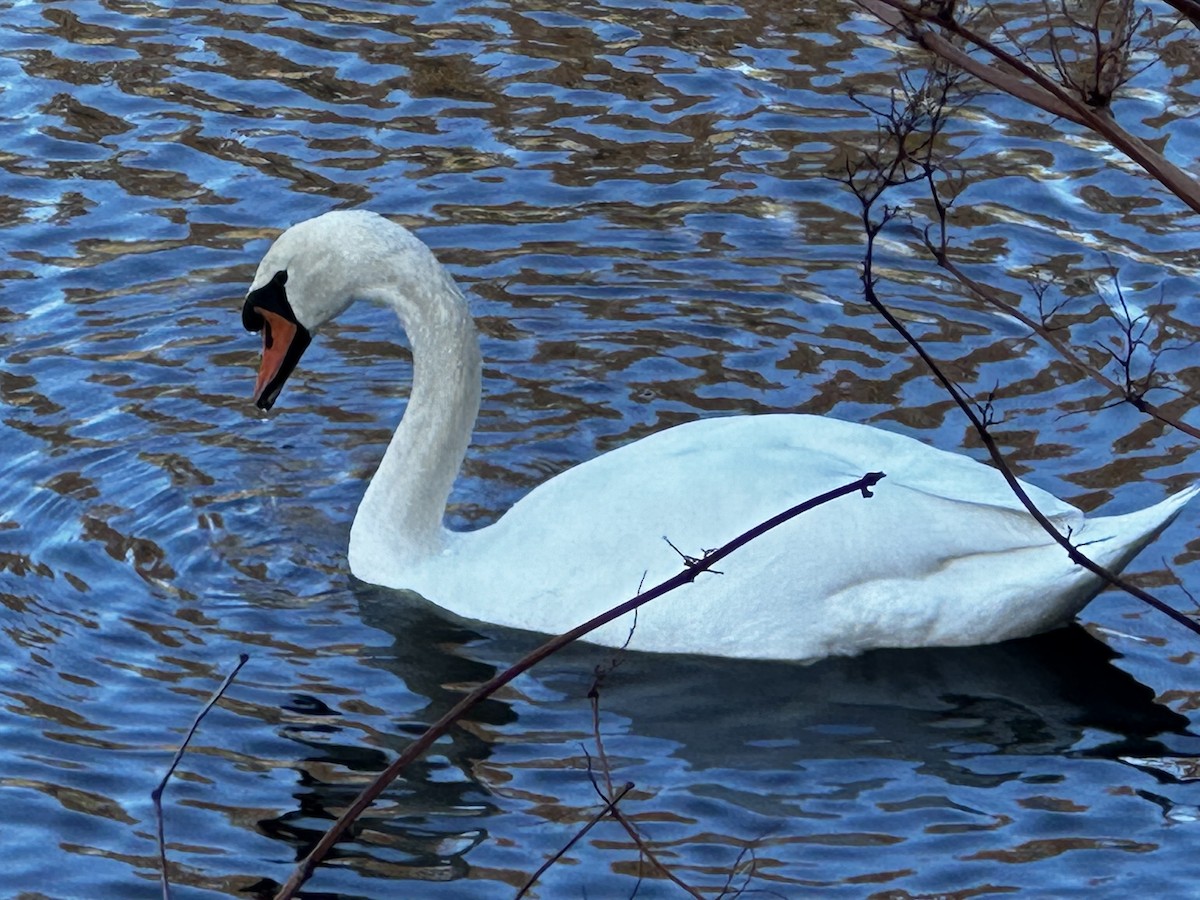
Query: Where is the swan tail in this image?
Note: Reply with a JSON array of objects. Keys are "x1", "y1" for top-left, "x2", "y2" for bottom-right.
[{"x1": 1078, "y1": 484, "x2": 1198, "y2": 571}]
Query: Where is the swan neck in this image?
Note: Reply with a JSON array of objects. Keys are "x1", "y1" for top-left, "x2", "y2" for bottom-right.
[{"x1": 351, "y1": 266, "x2": 480, "y2": 564}]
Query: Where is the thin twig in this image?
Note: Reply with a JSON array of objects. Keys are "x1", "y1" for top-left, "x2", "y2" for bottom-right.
[
  {"x1": 589, "y1": 681, "x2": 616, "y2": 799},
  {"x1": 920, "y1": 218, "x2": 1200, "y2": 440},
  {"x1": 514, "y1": 781, "x2": 635, "y2": 899},
  {"x1": 582, "y1": 762, "x2": 708, "y2": 900},
  {"x1": 836, "y1": 65, "x2": 1198, "y2": 638},
  {"x1": 923, "y1": 121, "x2": 1196, "y2": 420},
  {"x1": 1162, "y1": 556, "x2": 1199, "y2": 612},
  {"x1": 587, "y1": 649, "x2": 708, "y2": 895},
  {"x1": 858, "y1": 215, "x2": 1199, "y2": 637},
  {"x1": 587, "y1": 619, "x2": 635, "y2": 789},
  {"x1": 603, "y1": 805, "x2": 707, "y2": 900},
  {"x1": 587, "y1": 659, "x2": 709, "y2": 895},
  {"x1": 273, "y1": 473, "x2": 884, "y2": 898},
  {"x1": 153, "y1": 654, "x2": 250, "y2": 900},
  {"x1": 1163, "y1": 0, "x2": 1200, "y2": 29},
  {"x1": 716, "y1": 843, "x2": 753, "y2": 898}
]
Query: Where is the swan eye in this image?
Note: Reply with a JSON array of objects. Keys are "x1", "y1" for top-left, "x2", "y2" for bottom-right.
[{"x1": 243, "y1": 269, "x2": 290, "y2": 333}]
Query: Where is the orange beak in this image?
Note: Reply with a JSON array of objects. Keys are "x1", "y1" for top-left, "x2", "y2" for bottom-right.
[
  {"x1": 243, "y1": 269, "x2": 311, "y2": 410},
  {"x1": 247, "y1": 307, "x2": 312, "y2": 410},
  {"x1": 253, "y1": 309, "x2": 299, "y2": 405}
]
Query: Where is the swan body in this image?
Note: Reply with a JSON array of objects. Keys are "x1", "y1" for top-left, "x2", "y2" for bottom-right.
[{"x1": 243, "y1": 210, "x2": 1195, "y2": 661}]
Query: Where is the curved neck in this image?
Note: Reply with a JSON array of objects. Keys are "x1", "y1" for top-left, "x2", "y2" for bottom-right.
[{"x1": 349, "y1": 262, "x2": 481, "y2": 567}]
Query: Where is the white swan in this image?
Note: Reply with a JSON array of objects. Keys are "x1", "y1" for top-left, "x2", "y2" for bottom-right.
[{"x1": 242, "y1": 210, "x2": 1195, "y2": 661}]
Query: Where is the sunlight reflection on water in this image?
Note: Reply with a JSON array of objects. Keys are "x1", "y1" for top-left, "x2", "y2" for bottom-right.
[{"x1": 1, "y1": 0, "x2": 1199, "y2": 897}]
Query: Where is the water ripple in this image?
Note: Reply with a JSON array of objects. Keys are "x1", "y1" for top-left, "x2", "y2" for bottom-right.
[{"x1": 1, "y1": 0, "x2": 1199, "y2": 896}]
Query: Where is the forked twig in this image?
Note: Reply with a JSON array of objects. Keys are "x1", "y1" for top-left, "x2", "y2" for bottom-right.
[
  {"x1": 835, "y1": 59, "x2": 1198, "y2": 639},
  {"x1": 921, "y1": 213, "x2": 1200, "y2": 440},
  {"x1": 273, "y1": 472, "x2": 885, "y2": 898},
  {"x1": 514, "y1": 781, "x2": 636, "y2": 899},
  {"x1": 586, "y1": 659, "x2": 712, "y2": 896},
  {"x1": 583, "y1": 765, "x2": 706, "y2": 900}
]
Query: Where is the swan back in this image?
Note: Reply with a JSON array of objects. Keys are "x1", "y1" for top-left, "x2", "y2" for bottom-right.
[{"x1": 382, "y1": 414, "x2": 1195, "y2": 659}]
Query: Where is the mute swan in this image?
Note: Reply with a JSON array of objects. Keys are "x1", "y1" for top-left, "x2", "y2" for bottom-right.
[{"x1": 242, "y1": 210, "x2": 1195, "y2": 661}]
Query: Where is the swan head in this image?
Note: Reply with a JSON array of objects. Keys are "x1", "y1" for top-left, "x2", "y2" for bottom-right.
[
  {"x1": 242, "y1": 210, "x2": 396, "y2": 410},
  {"x1": 244, "y1": 210, "x2": 469, "y2": 410}
]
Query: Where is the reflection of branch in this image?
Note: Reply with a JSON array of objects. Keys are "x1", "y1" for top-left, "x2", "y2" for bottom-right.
[
  {"x1": 273, "y1": 472, "x2": 885, "y2": 899},
  {"x1": 514, "y1": 780, "x2": 635, "y2": 900},
  {"x1": 856, "y1": 0, "x2": 1200, "y2": 215},
  {"x1": 154, "y1": 654, "x2": 249, "y2": 900}
]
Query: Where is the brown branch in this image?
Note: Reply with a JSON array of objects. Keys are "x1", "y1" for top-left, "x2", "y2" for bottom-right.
[
  {"x1": 860, "y1": 0, "x2": 1085, "y2": 122},
  {"x1": 1162, "y1": 0, "x2": 1200, "y2": 29},
  {"x1": 589, "y1": 681, "x2": 616, "y2": 800},
  {"x1": 586, "y1": 660, "x2": 715, "y2": 896},
  {"x1": 834, "y1": 44, "x2": 1199, "y2": 638},
  {"x1": 1029, "y1": 0, "x2": 1155, "y2": 109},
  {"x1": 609, "y1": 810, "x2": 707, "y2": 898},
  {"x1": 272, "y1": 472, "x2": 885, "y2": 899},
  {"x1": 906, "y1": 92, "x2": 1200, "y2": 442},
  {"x1": 514, "y1": 781, "x2": 635, "y2": 899},
  {"x1": 856, "y1": 0, "x2": 1200, "y2": 216}
]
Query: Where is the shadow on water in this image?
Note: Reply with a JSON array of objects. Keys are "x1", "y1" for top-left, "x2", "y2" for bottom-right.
[
  {"x1": 364, "y1": 589, "x2": 1189, "y2": 758},
  {"x1": 254, "y1": 599, "x2": 512, "y2": 882},
  {"x1": 252, "y1": 584, "x2": 1192, "y2": 890}
]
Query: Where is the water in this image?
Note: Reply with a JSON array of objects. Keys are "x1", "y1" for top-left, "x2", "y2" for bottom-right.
[{"x1": 2, "y1": 1, "x2": 1199, "y2": 897}]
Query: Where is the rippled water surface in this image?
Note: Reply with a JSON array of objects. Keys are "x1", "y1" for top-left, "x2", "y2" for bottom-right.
[{"x1": 3, "y1": 1, "x2": 1200, "y2": 896}]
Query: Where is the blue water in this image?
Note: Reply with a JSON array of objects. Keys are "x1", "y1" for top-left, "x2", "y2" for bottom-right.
[{"x1": 1, "y1": 1, "x2": 1198, "y2": 896}]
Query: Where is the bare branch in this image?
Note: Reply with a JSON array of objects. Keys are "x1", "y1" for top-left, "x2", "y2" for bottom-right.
[
  {"x1": 273, "y1": 473, "x2": 885, "y2": 898},
  {"x1": 915, "y1": 178, "x2": 1200, "y2": 439},
  {"x1": 951, "y1": 260, "x2": 1198, "y2": 435},
  {"x1": 596, "y1": 798, "x2": 708, "y2": 900},
  {"x1": 852, "y1": 195, "x2": 1198, "y2": 638}
]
